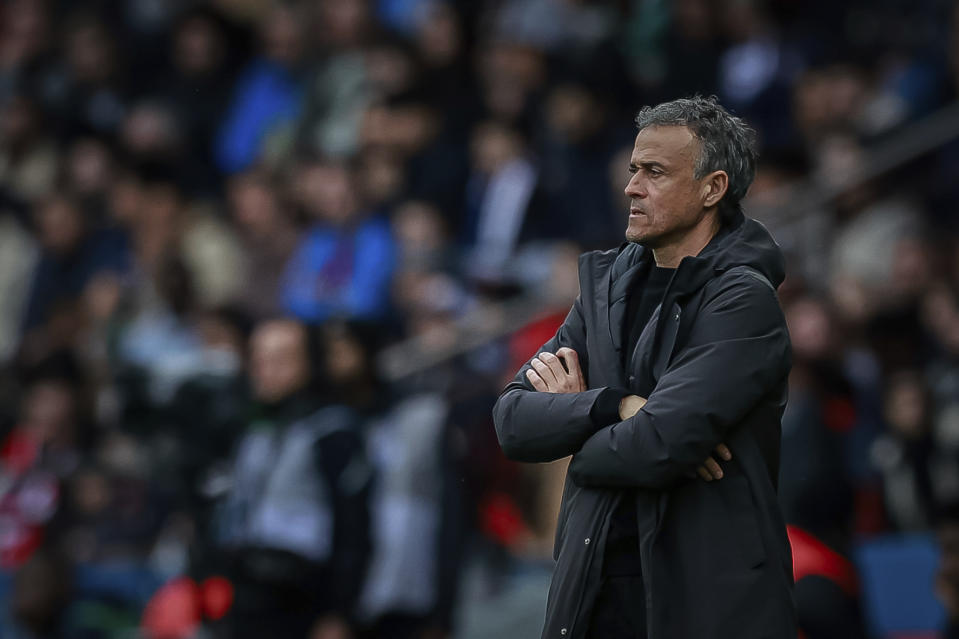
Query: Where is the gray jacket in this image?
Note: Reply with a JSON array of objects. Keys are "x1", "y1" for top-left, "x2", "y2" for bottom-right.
[{"x1": 493, "y1": 212, "x2": 796, "y2": 639}]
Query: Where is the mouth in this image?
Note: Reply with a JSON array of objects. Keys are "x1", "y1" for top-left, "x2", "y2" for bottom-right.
[{"x1": 629, "y1": 209, "x2": 646, "y2": 217}]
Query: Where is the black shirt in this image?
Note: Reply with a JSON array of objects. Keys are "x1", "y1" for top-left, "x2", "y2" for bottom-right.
[
  {"x1": 623, "y1": 265, "x2": 675, "y2": 373},
  {"x1": 603, "y1": 263, "x2": 674, "y2": 576}
]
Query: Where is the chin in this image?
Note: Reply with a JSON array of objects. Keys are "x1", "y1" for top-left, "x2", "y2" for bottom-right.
[
  {"x1": 626, "y1": 229, "x2": 659, "y2": 247},
  {"x1": 626, "y1": 220, "x2": 650, "y2": 244}
]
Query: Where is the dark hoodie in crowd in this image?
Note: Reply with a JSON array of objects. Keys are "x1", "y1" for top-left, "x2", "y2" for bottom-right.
[{"x1": 494, "y1": 211, "x2": 795, "y2": 639}]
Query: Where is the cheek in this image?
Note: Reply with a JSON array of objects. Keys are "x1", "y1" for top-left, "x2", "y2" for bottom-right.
[
  {"x1": 643, "y1": 189, "x2": 671, "y2": 223},
  {"x1": 652, "y1": 183, "x2": 700, "y2": 216},
  {"x1": 650, "y1": 182, "x2": 681, "y2": 205}
]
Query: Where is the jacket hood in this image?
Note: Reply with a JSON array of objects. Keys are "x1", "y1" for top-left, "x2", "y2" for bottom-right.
[
  {"x1": 604, "y1": 210, "x2": 786, "y2": 320},
  {"x1": 601, "y1": 210, "x2": 785, "y2": 363},
  {"x1": 694, "y1": 210, "x2": 786, "y2": 289}
]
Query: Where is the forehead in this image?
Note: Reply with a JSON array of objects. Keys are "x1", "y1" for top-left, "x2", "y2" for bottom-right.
[{"x1": 631, "y1": 125, "x2": 700, "y2": 165}]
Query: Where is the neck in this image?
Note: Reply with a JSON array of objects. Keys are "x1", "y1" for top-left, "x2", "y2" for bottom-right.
[{"x1": 651, "y1": 211, "x2": 720, "y2": 268}]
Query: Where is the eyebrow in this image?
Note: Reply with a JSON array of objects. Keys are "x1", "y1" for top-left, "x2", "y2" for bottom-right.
[{"x1": 628, "y1": 160, "x2": 667, "y2": 171}]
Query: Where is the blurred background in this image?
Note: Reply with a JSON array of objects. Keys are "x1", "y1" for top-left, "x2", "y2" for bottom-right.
[{"x1": 1, "y1": 0, "x2": 959, "y2": 637}]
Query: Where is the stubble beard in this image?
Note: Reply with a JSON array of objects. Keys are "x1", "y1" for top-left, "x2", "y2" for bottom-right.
[
  {"x1": 626, "y1": 203, "x2": 712, "y2": 248},
  {"x1": 629, "y1": 234, "x2": 665, "y2": 249},
  {"x1": 625, "y1": 217, "x2": 643, "y2": 244},
  {"x1": 625, "y1": 220, "x2": 662, "y2": 247},
  {"x1": 626, "y1": 218, "x2": 690, "y2": 250}
]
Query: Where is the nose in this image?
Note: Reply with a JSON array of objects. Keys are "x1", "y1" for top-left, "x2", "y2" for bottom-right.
[{"x1": 624, "y1": 173, "x2": 647, "y2": 199}]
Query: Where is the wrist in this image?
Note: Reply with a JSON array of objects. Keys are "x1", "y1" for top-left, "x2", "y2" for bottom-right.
[{"x1": 590, "y1": 387, "x2": 630, "y2": 426}]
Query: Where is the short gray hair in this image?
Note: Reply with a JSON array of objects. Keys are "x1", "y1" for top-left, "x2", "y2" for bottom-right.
[{"x1": 635, "y1": 96, "x2": 758, "y2": 221}]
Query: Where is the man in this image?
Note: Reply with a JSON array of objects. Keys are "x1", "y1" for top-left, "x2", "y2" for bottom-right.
[
  {"x1": 212, "y1": 318, "x2": 371, "y2": 639},
  {"x1": 493, "y1": 96, "x2": 795, "y2": 638}
]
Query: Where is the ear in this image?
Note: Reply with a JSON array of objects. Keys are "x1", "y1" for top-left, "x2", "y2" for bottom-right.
[{"x1": 701, "y1": 170, "x2": 729, "y2": 209}]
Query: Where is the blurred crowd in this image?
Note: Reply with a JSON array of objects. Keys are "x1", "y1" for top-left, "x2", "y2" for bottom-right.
[{"x1": 2, "y1": 0, "x2": 959, "y2": 637}]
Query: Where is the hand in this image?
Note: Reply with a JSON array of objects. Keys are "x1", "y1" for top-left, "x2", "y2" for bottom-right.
[
  {"x1": 526, "y1": 347, "x2": 585, "y2": 393},
  {"x1": 696, "y1": 444, "x2": 732, "y2": 481},
  {"x1": 310, "y1": 616, "x2": 352, "y2": 639},
  {"x1": 617, "y1": 395, "x2": 731, "y2": 481},
  {"x1": 618, "y1": 394, "x2": 647, "y2": 420}
]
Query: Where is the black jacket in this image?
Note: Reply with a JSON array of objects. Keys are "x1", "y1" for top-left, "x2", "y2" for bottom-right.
[{"x1": 493, "y1": 212, "x2": 795, "y2": 639}]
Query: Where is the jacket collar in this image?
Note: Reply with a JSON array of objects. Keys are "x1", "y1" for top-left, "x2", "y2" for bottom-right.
[{"x1": 604, "y1": 215, "x2": 739, "y2": 372}]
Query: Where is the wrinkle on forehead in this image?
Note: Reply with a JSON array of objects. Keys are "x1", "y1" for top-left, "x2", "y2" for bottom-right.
[{"x1": 631, "y1": 125, "x2": 701, "y2": 168}]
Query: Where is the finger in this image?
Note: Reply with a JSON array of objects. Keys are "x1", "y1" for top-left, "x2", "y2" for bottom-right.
[
  {"x1": 703, "y1": 457, "x2": 724, "y2": 480},
  {"x1": 556, "y1": 347, "x2": 579, "y2": 373},
  {"x1": 557, "y1": 347, "x2": 585, "y2": 389},
  {"x1": 715, "y1": 443, "x2": 732, "y2": 461},
  {"x1": 526, "y1": 368, "x2": 548, "y2": 392},
  {"x1": 538, "y1": 352, "x2": 568, "y2": 382},
  {"x1": 530, "y1": 357, "x2": 558, "y2": 388},
  {"x1": 696, "y1": 466, "x2": 713, "y2": 482}
]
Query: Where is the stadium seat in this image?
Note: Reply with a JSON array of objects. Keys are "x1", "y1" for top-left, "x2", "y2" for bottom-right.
[{"x1": 854, "y1": 534, "x2": 945, "y2": 638}]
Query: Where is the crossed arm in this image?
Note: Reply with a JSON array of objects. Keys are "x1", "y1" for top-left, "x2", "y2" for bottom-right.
[
  {"x1": 492, "y1": 271, "x2": 790, "y2": 490},
  {"x1": 526, "y1": 349, "x2": 732, "y2": 482}
]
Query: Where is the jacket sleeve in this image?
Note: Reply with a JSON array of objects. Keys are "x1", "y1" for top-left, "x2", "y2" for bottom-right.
[
  {"x1": 568, "y1": 271, "x2": 791, "y2": 489},
  {"x1": 493, "y1": 295, "x2": 627, "y2": 463}
]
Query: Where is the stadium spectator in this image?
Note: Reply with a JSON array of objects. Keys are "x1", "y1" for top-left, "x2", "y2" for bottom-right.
[
  {"x1": 461, "y1": 121, "x2": 545, "y2": 281},
  {"x1": 207, "y1": 318, "x2": 371, "y2": 639},
  {"x1": 23, "y1": 195, "x2": 130, "y2": 332},
  {"x1": 0, "y1": 91, "x2": 58, "y2": 205},
  {"x1": 227, "y1": 169, "x2": 300, "y2": 319},
  {"x1": 281, "y1": 159, "x2": 396, "y2": 323},
  {"x1": 0, "y1": 371, "x2": 87, "y2": 570},
  {"x1": 153, "y1": 6, "x2": 239, "y2": 195},
  {"x1": 215, "y1": 2, "x2": 307, "y2": 174}
]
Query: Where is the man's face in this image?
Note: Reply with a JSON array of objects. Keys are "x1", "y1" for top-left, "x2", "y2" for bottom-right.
[
  {"x1": 623, "y1": 125, "x2": 711, "y2": 246},
  {"x1": 250, "y1": 321, "x2": 310, "y2": 403}
]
